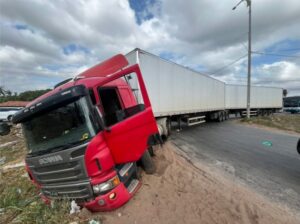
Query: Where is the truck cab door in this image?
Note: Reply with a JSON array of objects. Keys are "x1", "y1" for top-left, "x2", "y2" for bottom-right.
[{"x1": 98, "y1": 65, "x2": 158, "y2": 164}]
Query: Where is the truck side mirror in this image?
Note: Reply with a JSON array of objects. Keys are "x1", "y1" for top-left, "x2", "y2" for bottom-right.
[{"x1": 0, "y1": 122, "x2": 11, "y2": 136}]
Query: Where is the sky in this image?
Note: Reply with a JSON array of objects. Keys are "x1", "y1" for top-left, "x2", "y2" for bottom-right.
[{"x1": 0, "y1": 0, "x2": 299, "y2": 96}]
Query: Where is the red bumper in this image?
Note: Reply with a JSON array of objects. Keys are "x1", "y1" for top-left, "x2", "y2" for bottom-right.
[{"x1": 84, "y1": 182, "x2": 139, "y2": 212}]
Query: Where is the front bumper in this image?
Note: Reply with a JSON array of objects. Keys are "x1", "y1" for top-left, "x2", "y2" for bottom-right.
[
  {"x1": 38, "y1": 162, "x2": 141, "y2": 212},
  {"x1": 85, "y1": 163, "x2": 141, "y2": 212},
  {"x1": 84, "y1": 182, "x2": 135, "y2": 212},
  {"x1": 39, "y1": 180, "x2": 141, "y2": 212}
]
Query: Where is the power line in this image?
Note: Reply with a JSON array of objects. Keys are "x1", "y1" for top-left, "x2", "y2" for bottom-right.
[
  {"x1": 209, "y1": 54, "x2": 248, "y2": 76},
  {"x1": 267, "y1": 48, "x2": 300, "y2": 52},
  {"x1": 240, "y1": 42, "x2": 248, "y2": 52},
  {"x1": 252, "y1": 51, "x2": 300, "y2": 58}
]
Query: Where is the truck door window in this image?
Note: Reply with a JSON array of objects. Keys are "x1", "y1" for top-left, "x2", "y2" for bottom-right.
[
  {"x1": 98, "y1": 88, "x2": 123, "y2": 126},
  {"x1": 98, "y1": 73, "x2": 146, "y2": 127},
  {"x1": 122, "y1": 73, "x2": 146, "y2": 116}
]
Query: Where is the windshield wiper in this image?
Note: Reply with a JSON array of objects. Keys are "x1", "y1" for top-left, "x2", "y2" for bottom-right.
[{"x1": 29, "y1": 145, "x2": 65, "y2": 157}]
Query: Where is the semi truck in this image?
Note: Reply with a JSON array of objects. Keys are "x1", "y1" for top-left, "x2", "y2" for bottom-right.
[
  {"x1": 283, "y1": 96, "x2": 300, "y2": 114},
  {"x1": 11, "y1": 48, "x2": 282, "y2": 212}
]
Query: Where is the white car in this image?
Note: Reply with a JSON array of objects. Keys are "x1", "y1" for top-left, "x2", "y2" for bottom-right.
[{"x1": 0, "y1": 107, "x2": 22, "y2": 121}]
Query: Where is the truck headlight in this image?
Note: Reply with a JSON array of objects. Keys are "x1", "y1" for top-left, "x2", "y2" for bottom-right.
[{"x1": 92, "y1": 176, "x2": 120, "y2": 194}]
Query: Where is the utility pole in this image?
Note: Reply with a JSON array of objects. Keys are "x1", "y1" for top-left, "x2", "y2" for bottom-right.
[{"x1": 233, "y1": 0, "x2": 252, "y2": 119}]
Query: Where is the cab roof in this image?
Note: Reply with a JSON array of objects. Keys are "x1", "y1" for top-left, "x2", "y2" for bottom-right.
[{"x1": 28, "y1": 54, "x2": 130, "y2": 107}]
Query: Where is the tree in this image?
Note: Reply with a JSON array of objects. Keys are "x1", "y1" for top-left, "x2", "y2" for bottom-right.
[
  {"x1": 18, "y1": 89, "x2": 51, "y2": 101},
  {"x1": 0, "y1": 86, "x2": 6, "y2": 96},
  {"x1": 0, "y1": 88, "x2": 51, "y2": 102},
  {"x1": 6, "y1": 90, "x2": 12, "y2": 96},
  {"x1": 283, "y1": 89, "x2": 288, "y2": 97}
]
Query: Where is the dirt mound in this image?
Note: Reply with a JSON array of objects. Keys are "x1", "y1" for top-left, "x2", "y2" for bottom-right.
[{"x1": 87, "y1": 143, "x2": 299, "y2": 224}]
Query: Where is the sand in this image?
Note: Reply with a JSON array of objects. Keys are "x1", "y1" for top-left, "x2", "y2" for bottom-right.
[
  {"x1": 1, "y1": 126, "x2": 298, "y2": 224},
  {"x1": 80, "y1": 143, "x2": 299, "y2": 224}
]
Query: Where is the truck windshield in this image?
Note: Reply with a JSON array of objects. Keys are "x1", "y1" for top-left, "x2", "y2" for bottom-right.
[{"x1": 22, "y1": 97, "x2": 97, "y2": 156}]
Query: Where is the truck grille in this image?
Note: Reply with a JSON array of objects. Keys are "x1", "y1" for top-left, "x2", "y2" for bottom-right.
[
  {"x1": 26, "y1": 142, "x2": 94, "y2": 200},
  {"x1": 41, "y1": 181, "x2": 93, "y2": 200}
]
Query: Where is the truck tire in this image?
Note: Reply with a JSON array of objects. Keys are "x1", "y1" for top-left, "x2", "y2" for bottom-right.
[
  {"x1": 218, "y1": 113, "x2": 222, "y2": 122},
  {"x1": 167, "y1": 118, "x2": 171, "y2": 136},
  {"x1": 141, "y1": 150, "x2": 156, "y2": 174},
  {"x1": 7, "y1": 115, "x2": 13, "y2": 122},
  {"x1": 0, "y1": 122, "x2": 11, "y2": 136},
  {"x1": 148, "y1": 146, "x2": 155, "y2": 157},
  {"x1": 258, "y1": 110, "x2": 262, "y2": 116},
  {"x1": 218, "y1": 112, "x2": 224, "y2": 122},
  {"x1": 225, "y1": 112, "x2": 229, "y2": 120},
  {"x1": 297, "y1": 139, "x2": 300, "y2": 154}
]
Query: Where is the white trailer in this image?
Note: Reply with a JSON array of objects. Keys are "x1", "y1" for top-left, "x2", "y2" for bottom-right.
[
  {"x1": 225, "y1": 85, "x2": 282, "y2": 109},
  {"x1": 126, "y1": 49, "x2": 225, "y2": 117},
  {"x1": 225, "y1": 85, "x2": 282, "y2": 116},
  {"x1": 126, "y1": 48, "x2": 282, "y2": 136}
]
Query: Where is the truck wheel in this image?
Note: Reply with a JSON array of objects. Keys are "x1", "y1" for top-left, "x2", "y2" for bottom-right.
[
  {"x1": 7, "y1": 115, "x2": 13, "y2": 122},
  {"x1": 226, "y1": 112, "x2": 229, "y2": 120},
  {"x1": 218, "y1": 112, "x2": 224, "y2": 122},
  {"x1": 218, "y1": 113, "x2": 222, "y2": 122},
  {"x1": 166, "y1": 118, "x2": 171, "y2": 136},
  {"x1": 148, "y1": 146, "x2": 155, "y2": 157},
  {"x1": 297, "y1": 139, "x2": 300, "y2": 154},
  {"x1": 258, "y1": 110, "x2": 262, "y2": 116},
  {"x1": 141, "y1": 150, "x2": 156, "y2": 174},
  {"x1": 0, "y1": 122, "x2": 11, "y2": 136}
]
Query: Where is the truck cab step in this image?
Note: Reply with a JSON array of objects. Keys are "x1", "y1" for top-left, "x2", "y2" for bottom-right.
[
  {"x1": 118, "y1": 162, "x2": 134, "y2": 177},
  {"x1": 127, "y1": 179, "x2": 139, "y2": 194}
]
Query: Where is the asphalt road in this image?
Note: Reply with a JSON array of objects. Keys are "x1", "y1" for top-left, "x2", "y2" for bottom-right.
[{"x1": 171, "y1": 120, "x2": 300, "y2": 212}]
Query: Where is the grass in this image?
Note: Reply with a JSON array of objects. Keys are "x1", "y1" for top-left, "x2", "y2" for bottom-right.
[
  {"x1": 0, "y1": 143, "x2": 26, "y2": 164},
  {"x1": 0, "y1": 168, "x2": 100, "y2": 224},
  {"x1": 240, "y1": 113, "x2": 300, "y2": 133},
  {"x1": 0, "y1": 127, "x2": 98, "y2": 224},
  {"x1": 0, "y1": 166, "x2": 77, "y2": 224}
]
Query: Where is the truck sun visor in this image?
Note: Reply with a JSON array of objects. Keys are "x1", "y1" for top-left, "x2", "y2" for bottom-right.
[{"x1": 12, "y1": 85, "x2": 88, "y2": 124}]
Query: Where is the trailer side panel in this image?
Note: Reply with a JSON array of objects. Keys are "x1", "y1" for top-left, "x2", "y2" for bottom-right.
[
  {"x1": 126, "y1": 50, "x2": 225, "y2": 117},
  {"x1": 225, "y1": 84, "x2": 283, "y2": 109}
]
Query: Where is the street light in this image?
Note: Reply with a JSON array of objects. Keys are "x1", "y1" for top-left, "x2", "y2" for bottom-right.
[{"x1": 233, "y1": 0, "x2": 252, "y2": 119}]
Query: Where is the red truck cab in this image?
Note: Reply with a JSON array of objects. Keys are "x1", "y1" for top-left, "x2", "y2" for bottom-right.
[{"x1": 13, "y1": 54, "x2": 159, "y2": 211}]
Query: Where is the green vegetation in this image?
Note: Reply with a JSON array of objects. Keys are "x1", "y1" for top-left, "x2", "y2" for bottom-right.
[
  {"x1": 0, "y1": 86, "x2": 51, "y2": 103},
  {"x1": 241, "y1": 114, "x2": 300, "y2": 133},
  {"x1": 0, "y1": 167, "x2": 72, "y2": 224},
  {"x1": 0, "y1": 128, "x2": 97, "y2": 224}
]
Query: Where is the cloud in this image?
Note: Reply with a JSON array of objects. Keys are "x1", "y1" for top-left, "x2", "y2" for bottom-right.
[
  {"x1": 0, "y1": 0, "x2": 299, "y2": 96},
  {"x1": 253, "y1": 61, "x2": 300, "y2": 96}
]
